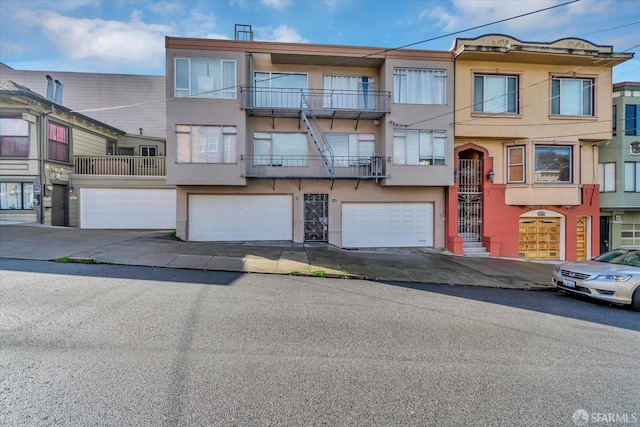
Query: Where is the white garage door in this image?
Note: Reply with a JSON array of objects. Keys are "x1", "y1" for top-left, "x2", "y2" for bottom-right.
[
  {"x1": 189, "y1": 195, "x2": 292, "y2": 241},
  {"x1": 342, "y1": 203, "x2": 433, "y2": 248},
  {"x1": 81, "y1": 188, "x2": 176, "y2": 229}
]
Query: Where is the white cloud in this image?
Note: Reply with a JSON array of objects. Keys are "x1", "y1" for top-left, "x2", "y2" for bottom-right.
[
  {"x1": 256, "y1": 25, "x2": 309, "y2": 43},
  {"x1": 260, "y1": 0, "x2": 292, "y2": 9},
  {"x1": 148, "y1": 1, "x2": 184, "y2": 15},
  {"x1": 21, "y1": 10, "x2": 171, "y2": 70},
  {"x1": 428, "y1": 0, "x2": 580, "y2": 34}
]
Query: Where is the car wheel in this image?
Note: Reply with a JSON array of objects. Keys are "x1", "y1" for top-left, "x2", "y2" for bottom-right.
[{"x1": 631, "y1": 288, "x2": 640, "y2": 312}]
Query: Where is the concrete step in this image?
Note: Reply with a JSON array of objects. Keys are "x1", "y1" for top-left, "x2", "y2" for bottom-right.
[{"x1": 463, "y1": 241, "x2": 490, "y2": 257}]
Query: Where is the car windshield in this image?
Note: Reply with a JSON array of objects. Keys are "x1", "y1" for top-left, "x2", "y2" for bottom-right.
[{"x1": 593, "y1": 249, "x2": 640, "y2": 266}]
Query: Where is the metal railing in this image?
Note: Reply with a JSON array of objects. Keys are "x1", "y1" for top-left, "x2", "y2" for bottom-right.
[
  {"x1": 243, "y1": 155, "x2": 386, "y2": 179},
  {"x1": 240, "y1": 88, "x2": 391, "y2": 114},
  {"x1": 75, "y1": 155, "x2": 166, "y2": 176}
]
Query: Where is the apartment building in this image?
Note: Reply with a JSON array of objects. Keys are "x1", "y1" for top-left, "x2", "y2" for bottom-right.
[
  {"x1": 448, "y1": 35, "x2": 633, "y2": 261},
  {"x1": 599, "y1": 81, "x2": 640, "y2": 251},
  {"x1": 165, "y1": 32, "x2": 455, "y2": 248}
]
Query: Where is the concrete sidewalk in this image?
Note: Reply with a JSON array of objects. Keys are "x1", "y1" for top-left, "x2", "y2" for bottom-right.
[{"x1": 0, "y1": 223, "x2": 557, "y2": 289}]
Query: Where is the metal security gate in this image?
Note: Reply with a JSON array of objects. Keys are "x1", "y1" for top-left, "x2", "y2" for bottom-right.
[
  {"x1": 600, "y1": 215, "x2": 611, "y2": 254},
  {"x1": 458, "y1": 159, "x2": 482, "y2": 242},
  {"x1": 304, "y1": 194, "x2": 328, "y2": 241}
]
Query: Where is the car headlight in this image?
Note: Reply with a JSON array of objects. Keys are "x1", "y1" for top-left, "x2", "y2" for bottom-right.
[{"x1": 594, "y1": 274, "x2": 631, "y2": 282}]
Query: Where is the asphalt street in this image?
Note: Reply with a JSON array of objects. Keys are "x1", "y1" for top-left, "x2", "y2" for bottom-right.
[{"x1": 1, "y1": 259, "x2": 638, "y2": 426}]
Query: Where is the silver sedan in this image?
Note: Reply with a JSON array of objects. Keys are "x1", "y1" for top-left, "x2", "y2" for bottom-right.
[{"x1": 552, "y1": 248, "x2": 640, "y2": 311}]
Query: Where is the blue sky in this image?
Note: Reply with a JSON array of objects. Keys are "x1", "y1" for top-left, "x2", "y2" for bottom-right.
[{"x1": 0, "y1": 0, "x2": 638, "y2": 82}]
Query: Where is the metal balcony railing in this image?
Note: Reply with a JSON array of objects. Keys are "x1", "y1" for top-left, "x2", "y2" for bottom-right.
[
  {"x1": 240, "y1": 88, "x2": 391, "y2": 119},
  {"x1": 243, "y1": 155, "x2": 387, "y2": 180},
  {"x1": 75, "y1": 155, "x2": 166, "y2": 176}
]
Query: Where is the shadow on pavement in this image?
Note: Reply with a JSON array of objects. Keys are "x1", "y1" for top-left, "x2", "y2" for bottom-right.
[
  {"x1": 379, "y1": 280, "x2": 640, "y2": 332},
  {"x1": 0, "y1": 259, "x2": 243, "y2": 287}
]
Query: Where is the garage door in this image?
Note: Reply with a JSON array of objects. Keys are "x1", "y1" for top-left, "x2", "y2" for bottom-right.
[
  {"x1": 81, "y1": 188, "x2": 176, "y2": 229},
  {"x1": 342, "y1": 203, "x2": 433, "y2": 248},
  {"x1": 519, "y1": 217, "x2": 561, "y2": 260},
  {"x1": 189, "y1": 195, "x2": 292, "y2": 241}
]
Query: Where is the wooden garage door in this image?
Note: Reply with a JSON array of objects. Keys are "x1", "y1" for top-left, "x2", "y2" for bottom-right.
[{"x1": 519, "y1": 218, "x2": 561, "y2": 260}]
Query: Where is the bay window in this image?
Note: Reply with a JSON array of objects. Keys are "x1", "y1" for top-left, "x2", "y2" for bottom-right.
[
  {"x1": 625, "y1": 105, "x2": 639, "y2": 136},
  {"x1": 394, "y1": 68, "x2": 446, "y2": 105},
  {"x1": 534, "y1": 146, "x2": 572, "y2": 183},
  {"x1": 253, "y1": 132, "x2": 308, "y2": 166},
  {"x1": 551, "y1": 77, "x2": 594, "y2": 116},
  {"x1": 0, "y1": 118, "x2": 29, "y2": 157},
  {"x1": 474, "y1": 74, "x2": 518, "y2": 114},
  {"x1": 624, "y1": 162, "x2": 640, "y2": 192},
  {"x1": 598, "y1": 163, "x2": 616, "y2": 192},
  {"x1": 507, "y1": 146, "x2": 525, "y2": 183},
  {"x1": 48, "y1": 122, "x2": 69, "y2": 162},
  {"x1": 393, "y1": 129, "x2": 446, "y2": 165},
  {"x1": 176, "y1": 125, "x2": 237, "y2": 163},
  {"x1": 175, "y1": 58, "x2": 236, "y2": 98}
]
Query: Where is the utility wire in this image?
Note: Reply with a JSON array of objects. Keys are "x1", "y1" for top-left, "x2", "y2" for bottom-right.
[{"x1": 71, "y1": 0, "x2": 580, "y2": 113}]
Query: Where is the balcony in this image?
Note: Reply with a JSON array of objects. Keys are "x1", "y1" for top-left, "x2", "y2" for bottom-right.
[
  {"x1": 243, "y1": 155, "x2": 388, "y2": 181},
  {"x1": 240, "y1": 88, "x2": 391, "y2": 120},
  {"x1": 75, "y1": 155, "x2": 166, "y2": 176}
]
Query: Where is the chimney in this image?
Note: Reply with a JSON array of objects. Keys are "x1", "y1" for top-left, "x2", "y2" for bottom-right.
[
  {"x1": 45, "y1": 75, "x2": 54, "y2": 101},
  {"x1": 53, "y1": 79, "x2": 63, "y2": 104}
]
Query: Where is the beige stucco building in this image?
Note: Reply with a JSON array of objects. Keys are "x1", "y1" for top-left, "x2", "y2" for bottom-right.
[{"x1": 166, "y1": 34, "x2": 455, "y2": 248}]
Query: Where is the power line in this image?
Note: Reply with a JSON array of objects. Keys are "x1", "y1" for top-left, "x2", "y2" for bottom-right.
[{"x1": 72, "y1": 0, "x2": 581, "y2": 113}]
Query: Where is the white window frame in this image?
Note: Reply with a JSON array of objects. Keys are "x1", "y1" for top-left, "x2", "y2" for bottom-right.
[
  {"x1": 473, "y1": 74, "x2": 519, "y2": 114},
  {"x1": 254, "y1": 72, "x2": 308, "y2": 108},
  {"x1": 0, "y1": 118, "x2": 29, "y2": 157},
  {"x1": 620, "y1": 223, "x2": 640, "y2": 247},
  {"x1": 323, "y1": 75, "x2": 376, "y2": 110},
  {"x1": 551, "y1": 77, "x2": 594, "y2": 116},
  {"x1": 507, "y1": 146, "x2": 526, "y2": 183},
  {"x1": 324, "y1": 133, "x2": 375, "y2": 167},
  {"x1": 0, "y1": 181, "x2": 34, "y2": 210},
  {"x1": 393, "y1": 68, "x2": 446, "y2": 105},
  {"x1": 253, "y1": 132, "x2": 308, "y2": 167},
  {"x1": 393, "y1": 129, "x2": 447, "y2": 165},
  {"x1": 598, "y1": 163, "x2": 616, "y2": 192},
  {"x1": 175, "y1": 125, "x2": 237, "y2": 164},
  {"x1": 624, "y1": 162, "x2": 640, "y2": 192},
  {"x1": 174, "y1": 58, "x2": 236, "y2": 99}
]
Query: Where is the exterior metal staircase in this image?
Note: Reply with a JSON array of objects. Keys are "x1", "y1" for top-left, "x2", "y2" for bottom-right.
[{"x1": 300, "y1": 94, "x2": 334, "y2": 177}]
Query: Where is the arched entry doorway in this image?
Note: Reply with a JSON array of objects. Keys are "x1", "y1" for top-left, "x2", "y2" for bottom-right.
[{"x1": 458, "y1": 150, "x2": 483, "y2": 242}]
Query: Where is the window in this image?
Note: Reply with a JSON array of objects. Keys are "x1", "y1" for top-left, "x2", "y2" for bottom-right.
[
  {"x1": 48, "y1": 122, "x2": 69, "y2": 162},
  {"x1": 324, "y1": 133, "x2": 375, "y2": 167},
  {"x1": 598, "y1": 163, "x2": 616, "y2": 192},
  {"x1": 621, "y1": 223, "x2": 640, "y2": 247},
  {"x1": 0, "y1": 182, "x2": 34, "y2": 210},
  {"x1": 625, "y1": 105, "x2": 639, "y2": 136},
  {"x1": 534, "y1": 146, "x2": 572, "y2": 183},
  {"x1": 175, "y1": 125, "x2": 237, "y2": 163},
  {"x1": 394, "y1": 68, "x2": 446, "y2": 105},
  {"x1": 323, "y1": 75, "x2": 375, "y2": 109},
  {"x1": 140, "y1": 145, "x2": 157, "y2": 167},
  {"x1": 254, "y1": 72, "x2": 307, "y2": 108},
  {"x1": 507, "y1": 146, "x2": 525, "y2": 183},
  {"x1": 474, "y1": 75, "x2": 518, "y2": 114},
  {"x1": 393, "y1": 129, "x2": 446, "y2": 165},
  {"x1": 551, "y1": 77, "x2": 594, "y2": 116},
  {"x1": 0, "y1": 118, "x2": 29, "y2": 157},
  {"x1": 253, "y1": 132, "x2": 308, "y2": 166},
  {"x1": 175, "y1": 58, "x2": 236, "y2": 98},
  {"x1": 624, "y1": 162, "x2": 640, "y2": 192}
]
